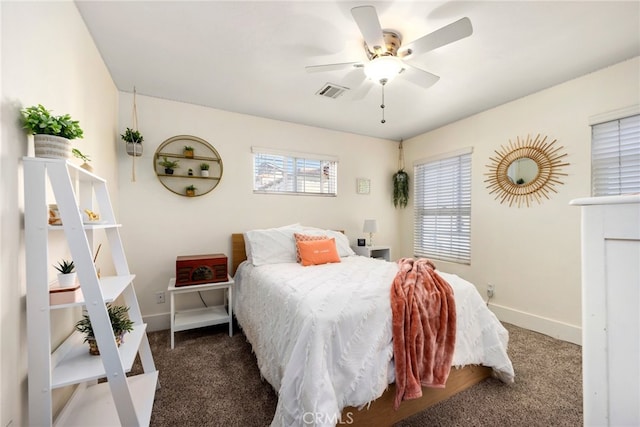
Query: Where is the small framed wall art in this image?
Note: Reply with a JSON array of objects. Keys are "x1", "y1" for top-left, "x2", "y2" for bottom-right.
[{"x1": 356, "y1": 178, "x2": 370, "y2": 195}]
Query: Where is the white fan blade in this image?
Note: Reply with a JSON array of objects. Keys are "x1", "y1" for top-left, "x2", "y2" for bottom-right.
[
  {"x1": 305, "y1": 62, "x2": 364, "y2": 73},
  {"x1": 400, "y1": 64, "x2": 440, "y2": 89},
  {"x1": 402, "y1": 17, "x2": 473, "y2": 56},
  {"x1": 351, "y1": 6, "x2": 385, "y2": 52}
]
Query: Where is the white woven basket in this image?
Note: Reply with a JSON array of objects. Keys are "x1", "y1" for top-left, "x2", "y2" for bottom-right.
[
  {"x1": 34, "y1": 134, "x2": 72, "y2": 159},
  {"x1": 126, "y1": 142, "x2": 143, "y2": 156}
]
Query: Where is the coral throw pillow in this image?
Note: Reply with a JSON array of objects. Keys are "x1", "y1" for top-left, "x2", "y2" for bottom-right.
[
  {"x1": 294, "y1": 233, "x2": 327, "y2": 263},
  {"x1": 296, "y1": 238, "x2": 341, "y2": 266}
]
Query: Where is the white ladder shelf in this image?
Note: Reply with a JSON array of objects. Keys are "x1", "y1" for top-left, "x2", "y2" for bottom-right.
[{"x1": 23, "y1": 158, "x2": 158, "y2": 426}]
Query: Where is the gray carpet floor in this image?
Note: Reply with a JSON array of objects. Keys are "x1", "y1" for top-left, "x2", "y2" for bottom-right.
[{"x1": 143, "y1": 322, "x2": 582, "y2": 426}]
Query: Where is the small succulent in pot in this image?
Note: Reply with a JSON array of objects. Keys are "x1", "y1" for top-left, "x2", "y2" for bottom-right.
[
  {"x1": 158, "y1": 156, "x2": 179, "y2": 174},
  {"x1": 183, "y1": 145, "x2": 194, "y2": 158},
  {"x1": 185, "y1": 184, "x2": 197, "y2": 196},
  {"x1": 54, "y1": 259, "x2": 77, "y2": 287}
]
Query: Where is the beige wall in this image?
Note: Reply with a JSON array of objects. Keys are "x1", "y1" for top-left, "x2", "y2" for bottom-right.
[
  {"x1": 1, "y1": 1, "x2": 638, "y2": 425},
  {"x1": 116, "y1": 93, "x2": 399, "y2": 325},
  {"x1": 1, "y1": 2, "x2": 118, "y2": 425},
  {"x1": 399, "y1": 57, "x2": 640, "y2": 343}
]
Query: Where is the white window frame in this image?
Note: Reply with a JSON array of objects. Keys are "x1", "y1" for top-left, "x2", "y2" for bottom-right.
[
  {"x1": 590, "y1": 106, "x2": 640, "y2": 197},
  {"x1": 413, "y1": 148, "x2": 472, "y2": 265},
  {"x1": 252, "y1": 147, "x2": 338, "y2": 196}
]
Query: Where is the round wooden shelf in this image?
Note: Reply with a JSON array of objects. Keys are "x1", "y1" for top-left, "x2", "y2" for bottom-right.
[{"x1": 153, "y1": 135, "x2": 223, "y2": 197}]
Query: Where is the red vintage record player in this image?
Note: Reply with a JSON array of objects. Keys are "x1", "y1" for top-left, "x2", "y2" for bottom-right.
[{"x1": 175, "y1": 253, "x2": 228, "y2": 287}]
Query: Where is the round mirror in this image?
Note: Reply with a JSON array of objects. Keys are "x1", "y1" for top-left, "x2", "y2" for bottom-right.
[
  {"x1": 507, "y1": 158, "x2": 539, "y2": 185},
  {"x1": 485, "y1": 134, "x2": 569, "y2": 207}
]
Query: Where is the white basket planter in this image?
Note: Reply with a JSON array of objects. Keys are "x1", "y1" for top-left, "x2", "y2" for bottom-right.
[
  {"x1": 200, "y1": 170, "x2": 209, "y2": 177},
  {"x1": 126, "y1": 142, "x2": 143, "y2": 156},
  {"x1": 34, "y1": 135, "x2": 72, "y2": 159}
]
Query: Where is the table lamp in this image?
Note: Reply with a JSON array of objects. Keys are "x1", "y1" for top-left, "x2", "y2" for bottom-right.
[{"x1": 363, "y1": 219, "x2": 378, "y2": 247}]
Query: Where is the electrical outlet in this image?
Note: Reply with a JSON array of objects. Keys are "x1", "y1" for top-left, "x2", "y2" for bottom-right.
[
  {"x1": 487, "y1": 284, "x2": 495, "y2": 298},
  {"x1": 155, "y1": 291, "x2": 165, "y2": 304}
]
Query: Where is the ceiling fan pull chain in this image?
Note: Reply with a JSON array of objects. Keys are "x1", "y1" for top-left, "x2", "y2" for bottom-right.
[{"x1": 380, "y1": 83, "x2": 386, "y2": 124}]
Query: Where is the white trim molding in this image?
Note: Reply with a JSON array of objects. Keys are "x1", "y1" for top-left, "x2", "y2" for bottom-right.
[{"x1": 489, "y1": 303, "x2": 582, "y2": 345}]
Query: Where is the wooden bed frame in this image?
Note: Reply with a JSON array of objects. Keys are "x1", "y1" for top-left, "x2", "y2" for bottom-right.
[{"x1": 231, "y1": 233, "x2": 491, "y2": 426}]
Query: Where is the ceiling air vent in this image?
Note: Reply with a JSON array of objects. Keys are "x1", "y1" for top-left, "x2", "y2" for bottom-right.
[{"x1": 316, "y1": 83, "x2": 349, "y2": 99}]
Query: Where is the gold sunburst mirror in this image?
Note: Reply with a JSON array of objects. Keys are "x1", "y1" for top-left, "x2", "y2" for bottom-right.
[{"x1": 485, "y1": 134, "x2": 569, "y2": 207}]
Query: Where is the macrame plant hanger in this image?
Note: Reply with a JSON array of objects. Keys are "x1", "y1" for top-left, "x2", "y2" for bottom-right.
[{"x1": 130, "y1": 87, "x2": 139, "y2": 182}]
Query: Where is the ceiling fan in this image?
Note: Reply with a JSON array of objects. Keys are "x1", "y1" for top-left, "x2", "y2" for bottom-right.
[{"x1": 306, "y1": 5, "x2": 473, "y2": 101}]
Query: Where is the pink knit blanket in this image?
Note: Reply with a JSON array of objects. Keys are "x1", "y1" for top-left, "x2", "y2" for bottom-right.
[{"x1": 390, "y1": 258, "x2": 457, "y2": 409}]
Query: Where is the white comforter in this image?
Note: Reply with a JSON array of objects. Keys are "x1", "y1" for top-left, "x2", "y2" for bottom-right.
[{"x1": 234, "y1": 256, "x2": 514, "y2": 427}]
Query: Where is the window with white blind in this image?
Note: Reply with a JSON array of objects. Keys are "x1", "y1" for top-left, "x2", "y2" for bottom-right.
[
  {"x1": 414, "y1": 149, "x2": 472, "y2": 264},
  {"x1": 252, "y1": 147, "x2": 338, "y2": 196},
  {"x1": 591, "y1": 113, "x2": 640, "y2": 196}
]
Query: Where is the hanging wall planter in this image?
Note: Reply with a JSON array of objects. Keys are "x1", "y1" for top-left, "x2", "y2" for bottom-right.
[
  {"x1": 121, "y1": 87, "x2": 143, "y2": 181},
  {"x1": 121, "y1": 128, "x2": 144, "y2": 157},
  {"x1": 393, "y1": 140, "x2": 409, "y2": 208}
]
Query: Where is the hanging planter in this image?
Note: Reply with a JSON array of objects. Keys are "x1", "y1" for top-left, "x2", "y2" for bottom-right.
[
  {"x1": 121, "y1": 128, "x2": 144, "y2": 157},
  {"x1": 393, "y1": 140, "x2": 409, "y2": 208},
  {"x1": 121, "y1": 87, "x2": 143, "y2": 181}
]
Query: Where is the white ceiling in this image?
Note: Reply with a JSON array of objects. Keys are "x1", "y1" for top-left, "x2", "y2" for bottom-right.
[{"x1": 76, "y1": 1, "x2": 640, "y2": 141}]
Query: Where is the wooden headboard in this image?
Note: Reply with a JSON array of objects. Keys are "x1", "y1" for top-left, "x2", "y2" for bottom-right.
[{"x1": 231, "y1": 233, "x2": 247, "y2": 275}]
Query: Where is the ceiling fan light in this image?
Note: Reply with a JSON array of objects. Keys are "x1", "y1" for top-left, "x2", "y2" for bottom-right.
[{"x1": 364, "y1": 56, "x2": 404, "y2": 84}]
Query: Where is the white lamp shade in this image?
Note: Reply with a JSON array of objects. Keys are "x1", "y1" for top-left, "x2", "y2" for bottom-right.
[
  {"x1": 363, "y1": 219, "x2": 378, "y2": 233},
  {"x1": 364, "y1": 56, "x2": 404, "y2": 83}
]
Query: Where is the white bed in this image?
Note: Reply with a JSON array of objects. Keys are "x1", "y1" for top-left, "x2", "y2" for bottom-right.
[{"x1": 233, "y1": 228, "x2": 514, "y2": 427}]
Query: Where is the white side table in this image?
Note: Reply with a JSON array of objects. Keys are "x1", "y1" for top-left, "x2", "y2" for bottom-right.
[
  {"x1": 168, "y1": 275, "x2": 234, "y2": 349},
  {"x1": 353, "y1": 245, "x2": 391, "y2": 261}
]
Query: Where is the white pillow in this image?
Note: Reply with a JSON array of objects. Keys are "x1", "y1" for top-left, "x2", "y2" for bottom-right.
[
  {"x1": 297, "y1": 227, "x2": 355, "y2": 257},
  {"x1": 244, "y1": 224, "x2": 302, "y2": 266},
  {"x1": 326, "y1": 229, "x2": 356, "y2": 257}
]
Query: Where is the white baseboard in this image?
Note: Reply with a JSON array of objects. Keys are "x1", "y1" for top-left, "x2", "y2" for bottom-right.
[
  {"x1": 488, "y1": 303, "x2": 582, "y2": 345},
  {"x1": 144, "y1": 312, "x2": 171, "y2": 332},
  {"x1": 144, "y1": 304, "x2": 582, "y2": 345}
]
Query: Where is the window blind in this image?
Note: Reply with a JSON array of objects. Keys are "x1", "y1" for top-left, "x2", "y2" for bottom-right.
[
  {"x1": 591, "y1": 114, "x2": 640, "y2": 196},
  {"x1": 253, "y1": 149, "x2": 338, "y2": 196},
  {"x1": 414, "y1": 151, "x2": 472, "y2": 264}
]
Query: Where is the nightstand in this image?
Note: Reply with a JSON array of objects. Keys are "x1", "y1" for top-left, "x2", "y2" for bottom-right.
[
  {"x1": 168, "y1": 275, "x2": 234, "y2": 349},
  {"x1": 353, "y1": 245, "x2": 391, "y2": 261}
]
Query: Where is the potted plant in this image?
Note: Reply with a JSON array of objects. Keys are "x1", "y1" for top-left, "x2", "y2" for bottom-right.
[
  {"x1": 183, "y1": 145, "x2": 194, "y2": 158},
  {"x1": 75, "y1": 304, "x2": 135, "y2": 355},
  {"x1": 158, "y1": 156, "x2": 179, "y2": 174},
  {"x1": 54, "y1": 259, "x2": 77, "y2": 287},
  {"x1": 21, "y1": 104, "x2": 84, "y2": 159},
  {"x1": 200, "y1": 162, "x2": 210, "y2": 177},
  {"x1": 120, "y1": 127, "x2": 144, "y2": 157},
  {"x1": 72, "y1": 148, "x2": 93, "y2": 172},
  {"x1": 185, "y1": 184, "x2": 197, "y2": 197}
]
